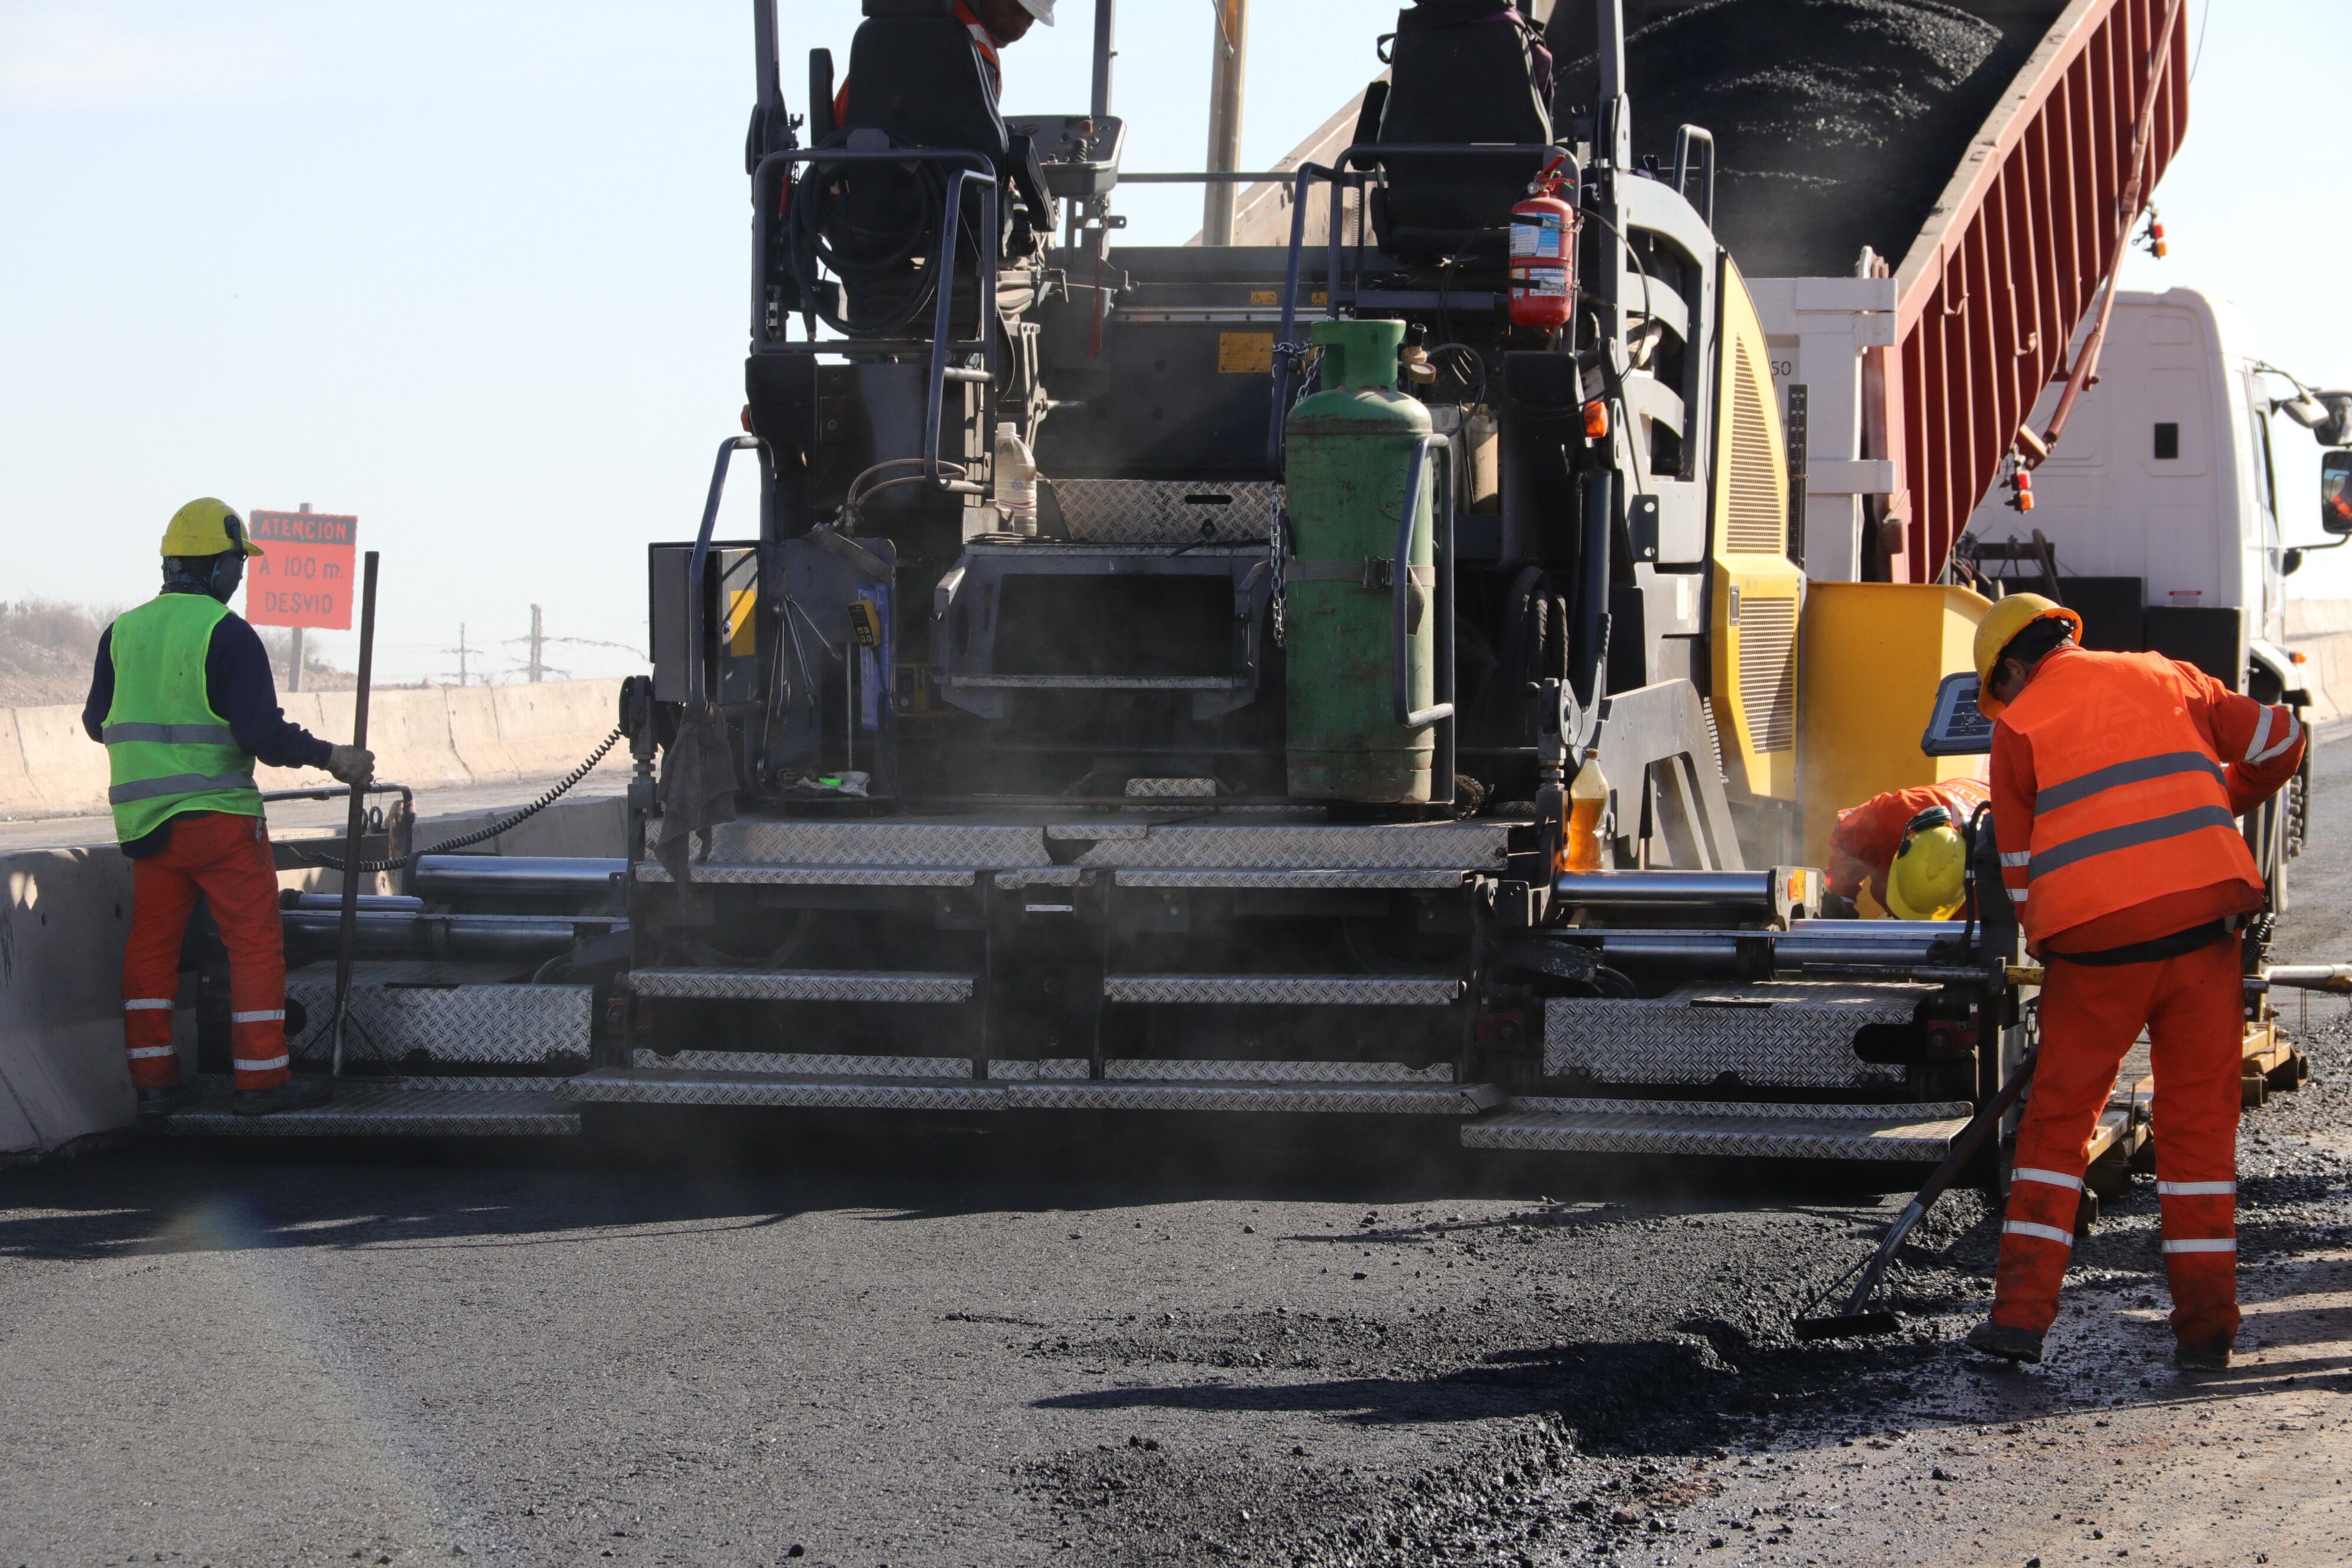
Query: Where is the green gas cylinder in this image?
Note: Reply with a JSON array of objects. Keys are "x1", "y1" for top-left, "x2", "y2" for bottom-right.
[{"x1": 1283, "y1": 318, "x2": 1437, "y2": 803}]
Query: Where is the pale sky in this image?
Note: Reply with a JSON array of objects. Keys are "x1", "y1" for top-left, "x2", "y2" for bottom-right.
[{"x1": 4, "y1": 1, "x2": 2349, "y2": 684}]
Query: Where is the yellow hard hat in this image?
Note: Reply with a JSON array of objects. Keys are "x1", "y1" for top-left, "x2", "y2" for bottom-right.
[
  {"x1": 161, "y1": 498, "x2": 264, "y2": 559},
  {"x1": 1971, "y1": 592, "x2": 2081, "y2": 718},
  {"x1": 1886, "y1": 809, "x2": 1969, "y2": 922}
]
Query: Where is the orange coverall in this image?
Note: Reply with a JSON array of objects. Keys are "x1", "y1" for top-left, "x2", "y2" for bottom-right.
[
  {"x1": 1825, "y1": 778, "x2": 1992, "y2": 910},
  {"x1": 1988, "y1": 645, "x2": 2303, "y2": 1354}
]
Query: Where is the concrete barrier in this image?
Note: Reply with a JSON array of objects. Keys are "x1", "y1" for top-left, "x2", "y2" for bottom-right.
[
  {"x1": 0, "y1": 847, "x2": 140, "y2": 1160},
  {"x1": 0, "y1": 678, "x2": 623, "y2": 821},
  {"x1": 0, "y1": 789, "x2": 627, "y2": 1161}
]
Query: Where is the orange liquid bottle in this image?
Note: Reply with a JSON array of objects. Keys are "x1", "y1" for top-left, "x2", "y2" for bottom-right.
[{"x1": 1562, "y1": 757, "x2": 1611, "y2": 873}]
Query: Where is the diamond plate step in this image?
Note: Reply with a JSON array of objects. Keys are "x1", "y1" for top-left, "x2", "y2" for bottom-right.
[
  {"x1": 1462, "y1": 1098, "x2": 1974, "y2": 1160},
  {"x1": 628, "y1": 970, "x2": 976, "y2": 1003},
  {"x1": 1006, "y1": 1080, "x2": 1501, "y2": 1115},
  {"x1": 558, "y1": 1068, "x2": 1501, "y2": 1116},
  {"x1": 561, "y1": 1067, "x2": 1002, "y2": 1110},
  {"x1": 1543, "y1": 981, "x2": 1933, "y2": 1090},
  {"x1": 1102, "y1": 974, "x2": 1464, "y2": 1006},
  {"x1": 284, "y1": 966, "x2": 592, "y2": 1069},
  {"x1": 156, "y1": 1076, "x2": 579, "y2": 1138}
]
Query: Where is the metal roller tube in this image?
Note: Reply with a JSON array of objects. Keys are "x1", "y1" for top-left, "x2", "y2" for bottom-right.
[
  {"x1": 290, "y1": 893, "x2": 424, "y2": 914},
  {"x1": 1553, "y1": 871, "x2": 1778, "y2": 910},
  {"x1": 2260, "y1": 964, "x2": 2352, "y2": 995},
  {"x1": 413, "y1": 856, "x2": 626, "y2": 900},
  {"x1": 281, "y1": 909, "x2": 623, "y2": 961},
  {"x1": 1554, "y1": 925, "x2": 1975, "y2": 975}
]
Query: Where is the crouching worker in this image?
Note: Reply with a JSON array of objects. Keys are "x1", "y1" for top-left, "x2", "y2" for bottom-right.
[
  {"x1": 1962, "y1": 594, "x2": 2303, "y2": 1372},
  {"x1": 1823, "y1": 777, "x2": 1991, "y2": 919},
  {"x1": 82, "y1": 499, "x2": 375, "y2": 1118}
]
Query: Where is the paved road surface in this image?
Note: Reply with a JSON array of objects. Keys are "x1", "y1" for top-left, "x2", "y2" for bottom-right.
[{"x1": 4, "y1": 747, "x2": 2348, "y2": 1567}]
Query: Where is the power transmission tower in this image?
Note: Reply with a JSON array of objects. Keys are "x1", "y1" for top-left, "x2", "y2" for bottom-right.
[{"x1": 441, "y1": 624, "x2": 478, "y2": 687}]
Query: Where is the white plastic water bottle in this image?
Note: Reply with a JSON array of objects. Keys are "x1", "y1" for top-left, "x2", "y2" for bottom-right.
[{"x1": 994, "y1": 421, "x2": 1038, "y2": 535}]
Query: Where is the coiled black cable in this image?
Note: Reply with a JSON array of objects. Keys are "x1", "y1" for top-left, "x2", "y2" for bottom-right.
[
  {"x1": 296, "y1": 728, "x2": 625, "y2": 876},
  {"x1": 785, "y1": 141, "x2": 956, "y2": 340}
]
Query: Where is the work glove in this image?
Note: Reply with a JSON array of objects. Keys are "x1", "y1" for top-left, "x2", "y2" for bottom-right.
[
  {"x1": 326, "y1": 744, "x2": 376, "y2": 786},
  {"x1": 1818, "y1": 893, "x2": 1860, "y2": 921}
]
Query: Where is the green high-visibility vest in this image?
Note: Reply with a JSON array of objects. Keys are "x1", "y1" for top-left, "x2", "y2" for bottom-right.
[{"x1": 102, "y1": 594, "x2": 263, "y2": 844}]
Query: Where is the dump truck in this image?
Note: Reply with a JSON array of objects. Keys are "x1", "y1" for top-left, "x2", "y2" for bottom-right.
[{"x1": 153, "y1": 0, "x2": 2323, "y2": 1167}]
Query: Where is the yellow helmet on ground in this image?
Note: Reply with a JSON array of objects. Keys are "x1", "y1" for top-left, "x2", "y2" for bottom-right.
[
  {"x1": 1887, "y1": 806, "x2": 1969, "y2": 922},
  {"x1": 1971, "y1": 592, "x2": 2081, "y2": 718},
  {"x1": 161, "y1": 498, "x2": 264, "y2": 559}
]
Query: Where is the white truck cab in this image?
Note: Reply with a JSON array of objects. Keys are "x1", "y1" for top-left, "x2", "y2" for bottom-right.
[{"x1": 1957, "y1": 288, "x2": 2336, "y2": 894}]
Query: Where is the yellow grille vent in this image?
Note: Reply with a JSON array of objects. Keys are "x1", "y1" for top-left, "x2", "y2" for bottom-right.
[
  {"x1": 1736, "y1": 596, "x2": 1799, "y2": 754},
  {"x1": 1722, "y1": 335, "x2": 1786, "y2": 556}
]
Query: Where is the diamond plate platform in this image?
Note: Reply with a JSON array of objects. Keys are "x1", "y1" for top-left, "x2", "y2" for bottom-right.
[
  {"x1": 1070, "y1": 821, "x2": 1510, "y2": 872},
  {"x1": 561, "y1": 1068, "x2": 1004, "y2": 1111},
  {"x1": 553, "y1": 1068, "x2": 1500, "y2": 1115},
  {"x1": 632, "y1": 1050, "x2": 975, "y2": 1077},
  {"x1": 1104, "y1": 1059, "x2": 1455, "y2": 1083},
  {"x1": 627, "y1": 969, "x2": 976, "y2": 1003},
  {"x1": 645, "y1": 817, "x2": 1511, "y2": 876},
  {"x1": 285, "y1": 970, "x2": 592, "y2": 1067},
  {"x1": 1543, "y1": 981, "x2": 1930, "y2": 1089},
  {"x1": 156, "y1": 1076, "x2": 580, "y2": 1138},
  {"x1": 1115, "y1": 868, "x2": 1468, "y2": 890},
  {"x1": 1004, "y1": 1080, "x2": 1502, "y2": 1115},
  {"x1": 1103, "y1": 975, "x2": 1464, "y2": 1006},
  {"x1": 1051, "y1": 478, "x2": 1280, "y2": 544},
  {"x1": 1461, "y1": 1098, "x2": 1974, "y2": 1160},
  {"x1": 632, "y1": 864, "x2": 976, "y2": 887}
]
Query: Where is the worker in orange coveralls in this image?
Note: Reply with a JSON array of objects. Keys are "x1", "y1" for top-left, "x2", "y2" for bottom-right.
[
  {"x1": 1822, "y1": 778, "x2": 1992, "y2": 918},
  {"x1": 1962, "y1": 594, "x2": 2304, "y2": 1371}
]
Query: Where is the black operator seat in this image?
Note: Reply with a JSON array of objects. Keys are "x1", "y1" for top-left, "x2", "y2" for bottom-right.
[
  {"x1": 1373, "y1": 0, "x2": 1557, "y2": 263},
  {"x1": 828, "y1": 0, "x2": 1048, "y2": 288},
  {"x1": 831, "y1": 0, "x2": 1011, "y2": 273}
]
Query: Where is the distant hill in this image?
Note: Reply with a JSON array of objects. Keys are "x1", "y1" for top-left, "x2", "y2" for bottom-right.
[{"x1": 0, "y1": 599, "x2": 350, "y2": 709}]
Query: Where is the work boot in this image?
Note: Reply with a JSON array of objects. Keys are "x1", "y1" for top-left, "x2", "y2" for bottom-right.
[
  {"x1": 136, "y1": 1082, "x2": 200, "y2": 1120},
  {"x1": 231, "y1": 1076, "x2": 333, "y2": 1118},
  {"x1": 1965, "y1": 1320, "x2": 2044, "y2": 1364},
  {"x1": 2174, "y1": 1338, "x2": 2232, "y2": 1373}
]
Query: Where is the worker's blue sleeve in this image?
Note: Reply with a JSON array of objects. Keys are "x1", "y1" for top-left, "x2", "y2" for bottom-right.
[
  {"x1": 81, "y1": 628, "x2": 115, "y2": 743},
  {"x1": 205, "y1": 615, "x2": 336, "y2": 770}
]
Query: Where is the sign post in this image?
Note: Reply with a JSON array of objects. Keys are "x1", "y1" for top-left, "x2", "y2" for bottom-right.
[{"x1": 245, "y1": 506, "x2": 359, "y2": 691}]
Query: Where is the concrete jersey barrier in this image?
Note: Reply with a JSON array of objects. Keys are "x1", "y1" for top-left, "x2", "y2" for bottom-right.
[
  {"x1": 0, "y1": 678, "x2": 623, "y2": 821},
  {"x1": 0, "y1": 789, "x2": 626, "y2": 1162}
]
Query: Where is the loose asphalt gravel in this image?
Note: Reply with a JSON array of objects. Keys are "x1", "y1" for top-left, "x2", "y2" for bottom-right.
[{"x1": 5, "y1": 743, "x2": 2351, "y2": 1567}]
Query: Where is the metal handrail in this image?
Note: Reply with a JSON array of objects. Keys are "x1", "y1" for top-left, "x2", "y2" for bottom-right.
[
  {"x1": 1392, "y1": 435, "x2": 1455, "y2": 731},
  {"x1": 688, "y1": 435, "x2": 767, "y2": 704}
]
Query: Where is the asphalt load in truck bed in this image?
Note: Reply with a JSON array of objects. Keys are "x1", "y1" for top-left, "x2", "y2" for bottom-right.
[
  {"x1": 4, "y1": 746, "x2": 2350, "y2": 1565},
  {"x1": 1557, "y1": 0, "x2": 2037, "y2": 278}
]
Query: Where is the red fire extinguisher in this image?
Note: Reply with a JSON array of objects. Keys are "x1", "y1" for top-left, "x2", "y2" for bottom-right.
[{"x1": 1510, "y1": 155, "x2": 1579, "y2": 331}]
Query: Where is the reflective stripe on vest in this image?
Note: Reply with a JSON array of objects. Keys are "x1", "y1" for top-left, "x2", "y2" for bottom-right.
[
  {"x1": 100, "y1": 721, "x2": 238, "y2": 746},
  {"x1": 101, "y1": 594, "x2": 264, "y2": 844},
  {"x1": 1995, "y1": 646, "x2": 2262, "y2": 942}
]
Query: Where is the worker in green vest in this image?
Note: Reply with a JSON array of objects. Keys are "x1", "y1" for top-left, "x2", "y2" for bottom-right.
[{"x1": 81, "y1": 499, "x2": 374, "y2": 1118}]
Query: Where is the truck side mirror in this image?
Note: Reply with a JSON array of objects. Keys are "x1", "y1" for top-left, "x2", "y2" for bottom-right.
[{"x1": 2323, "y1": 450, "x2": 2352, "y2": 536}]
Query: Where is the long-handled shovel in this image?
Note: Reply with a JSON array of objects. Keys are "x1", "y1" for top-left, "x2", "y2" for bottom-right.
[
  {"x1": 1795, "y1": 1047, "x2": 2039, "y2": 1341},
  {"x1": 328, "y1": 551, "x2": 380, "y2": 1078}
]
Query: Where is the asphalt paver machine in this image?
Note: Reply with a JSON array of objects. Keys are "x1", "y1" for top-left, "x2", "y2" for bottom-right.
[{"x1": 167, "y1": 0, "x2": 2260, "y2": 1178}]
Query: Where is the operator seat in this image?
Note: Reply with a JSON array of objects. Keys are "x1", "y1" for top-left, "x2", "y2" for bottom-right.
[
  {"x1": 1374, "y1": 0, "x2": 1556, "y2": 262},
  {"x1": 831, "y1": 0, "x2": 1010, "y2": 277}
]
